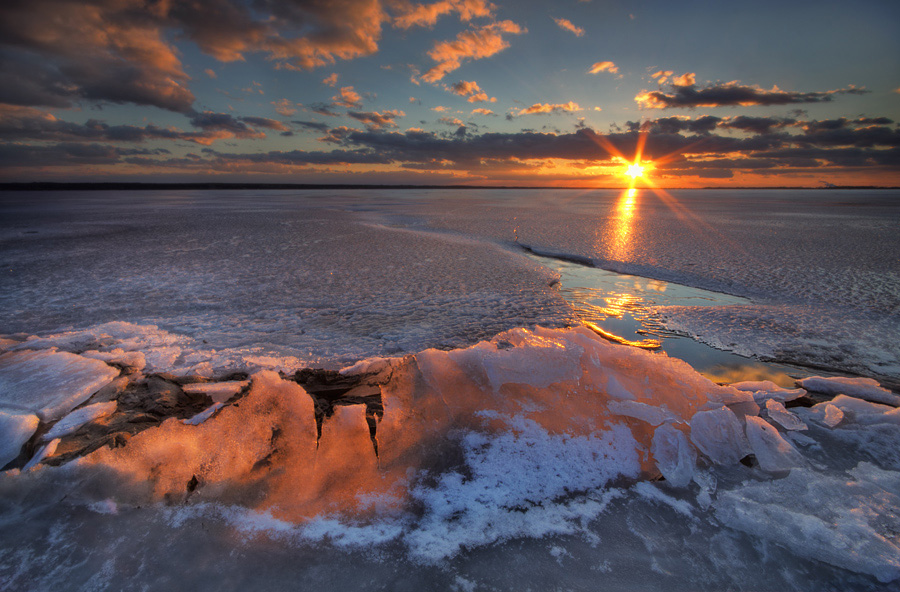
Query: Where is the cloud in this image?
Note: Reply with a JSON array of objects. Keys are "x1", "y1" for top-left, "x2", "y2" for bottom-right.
[
  {"x1": 471, "y1": 108, "x2": 495, "y2": 116},
  {"x1": 449, "y1": 80, "x2": 496, "y2": 103},
  {"x1": 589, "y1": 61, "x2": 618, "y2": 75},
  {"x1": 636, "y1": 81, "x2": 869, "y2": 109},
  {"x1": 420, "y1": 20, "x2": 526, "y2": 83},
  {"x1": 322, "y1": 73, "x2": 339, "y2": 87},
  {"x1": 718, "y1": 115, "x2": 796, "y2": 134},
  {"x1": 0, "y1": 142, "x2": 168, "y2": 168},
  {"x1": 239, "y1": 117, "x2": 290, "y2": 132},
  {"x1": 515, "y1": 102, "x2": 582, "y2": 115},
  {"x1": 204, "y1": 69, "x2": 218, "y2": 79},
  {"x1": 671, "y1": 72, "x2": 695, "y2": 87},
  {"x1": 651, "y1": 70, "x2": 674, "y2": 84},
  {"x1": 438, "y1": 117, "x2": 465, "y2": 126},
  {"x1": 553, "y1": 18, "x2": 585, "y2": 37},
  {"x1": 272, "y1": 99, "x2": 299, "y2": 117},
  {"x1": 0, "y1": 0, "x2": 396, "y2": 113},
  {"x1": 391, "y1": 0, "x2": 495, "y2": 29},
  {"x1": 292, "y1": 120, "x2": 331, "y2": 133},
  {"x1": 347, "y1": 109, "x2": 406, "y2": 129},
  {"x1": 333, "y1": 86, "x2": 363, "y2": 108}
]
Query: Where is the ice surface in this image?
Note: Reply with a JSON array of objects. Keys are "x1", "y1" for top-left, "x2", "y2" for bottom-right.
[
  {"x1": 744, "y1": 415, "x2": 804, "y2": 473},
  {"x1": 689, "y1": 406, "x2": 751, "y2": 466},
  {"x1": 0, "y1": 350, "x2": 119, "y2": 420},
  {"x1": 0, "y1": 410, "x2": 39, "y2": 468},
  {"x1": 764, "y1": 399, "x2": 807, "y2": 431},
  {"x1": 798, "y1": 376, "x2": 899, "y2": 406},
  {"x1": 715, "y1": 463, "x2": 900, "y2": 583},
  {"x1": 822, "y1": 403, "x2": 845, "y2": 428},
  {"x1": 43, "y1": 401, "x2": 117, "y2": 440}
]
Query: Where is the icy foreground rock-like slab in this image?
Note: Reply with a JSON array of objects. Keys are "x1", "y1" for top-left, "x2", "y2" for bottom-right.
[
  {"x1": 651, "y1": 424, "x2": 696, "y2": 487},
  {"x1": 798, "y1": 376, "x2": 900, "y2": 406},
  {"x1": 181, "y1": 381, "x2": 248, "y2": 404},
  {"x1": 0, "y1": 410, "x2": 39, "y2": 468},
  {"x1": 764, "y1": 399, "x2": 807, "y2": 431},
  {"x1": 716, "y1": 463, "x2": 900, "y2": 583},
  {"x1": 43, "y1": 401, "x2": 117, "y2": 440},
  {"x1": 689, "y1": 406, "x2": 750, "y2": 465},
  {"x1": 0, "y1": 350, "x2": 119, "y2": 420},
  {"x1": 729, "y1": 380, "x2": 806, "y2": 404},
  {"x1": 744, "y1": 415, "x2": 804, "y2": 473}
]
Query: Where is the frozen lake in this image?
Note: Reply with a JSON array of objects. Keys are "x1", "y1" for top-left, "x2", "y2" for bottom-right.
[{"x1": 1, "y1": 188, "x2": 899, "y2": 591}]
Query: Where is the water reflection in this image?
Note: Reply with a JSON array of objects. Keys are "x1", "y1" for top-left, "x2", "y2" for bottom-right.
[{"x1": 610, "y1": 188, "x2": 638, "y2": 262}]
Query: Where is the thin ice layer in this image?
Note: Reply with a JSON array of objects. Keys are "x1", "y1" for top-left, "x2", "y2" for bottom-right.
[
  {"x1": 0, "y1": 350, "x2": 119, "y2": 420},
  {"x1": 798, "y1": 376, "x2": 899, "y2": 406}
]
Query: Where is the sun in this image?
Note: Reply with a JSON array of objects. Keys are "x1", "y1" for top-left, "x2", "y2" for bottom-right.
[{"x1": 625, "y1": 162, "x2": 645, "y2": 179}]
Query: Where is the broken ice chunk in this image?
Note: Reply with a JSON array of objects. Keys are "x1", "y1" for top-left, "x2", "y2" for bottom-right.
[
  {"x1": 43, "y1": 401, "x2": 117, "y2": 440},
  {"x1": 0, "y1": 350, "x2": 120, "y2": 420},
  {"x1": 608, "y1": 400, "x2": 680, "y2": 426},
  {"x1": 651, "y1": 424, "x2": 696, "y2": 487},
  {"x1": 23, "y1": 438, "x2": 60, "y2": 471},
  {"x1": 0, "y1": 410, "x2": 39, "y2": 469},
  {"x1": 183, "y1": 402, "x2": 225, "y2": 426},
  {"x1": 744, "y1": 415, "x2": 804, "y2": 473},
  {"x1": 729, "y1": 380, "x2": 806, "y2": 404},
  {"x1": 605, "y1": 375, "x2": 636, "y2": 401},
  {"x1": 821, "y1": 403, "x2": 844, "y2": 428},
  {"x1": 689, "y1": 406, "x2": 751, "y2": 466},
  {"x1": 798, "y1": 376, "x2": 899, "y2": 407},
  {"x1": 764, "y1": 399, "x2": 807, "y2": 431}
]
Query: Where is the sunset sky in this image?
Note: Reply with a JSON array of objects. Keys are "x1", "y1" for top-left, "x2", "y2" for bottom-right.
[{"x1": 1, "y1": 0, "x2": 898, "y2": 187}]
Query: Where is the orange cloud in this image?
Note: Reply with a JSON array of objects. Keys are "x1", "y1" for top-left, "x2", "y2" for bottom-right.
[
  {"x1": 651, "y1": 70, "x2": 675, "y2": 84},
  {"x1": 432, "y1": 106, "x2": 450, "y2": 112},
  {"x1": 553, "y1": 17, "x2": 585, "y2": 37},
  {"x1": 515, "y1": 101, "x2": 582, "y2": 115},
  {"x1": 439, "y1": 116, "x2": 465, "y2": 126},
  {"x1": 672, "y1": 72, "x2": 696, "y2": 87},
  {"x1": 421, "y1": 20, "x2": 526, "y2": 83},
  {"x1": 272, "y1": 99, "x2": 299, "y2": 117},
  {"x1": 391, "y1": 0, "x2": 495, "y2": 29},
  {"x1": 448, "y1": 80, "x2": 496, "y2": 103},
  {"x1": 589, "y1": 61, "x2": 618, "y2": 75},
  {"x1": 471, "y1": 108, "x2": 495, "y2": 115},
  {"x1": 322, "y1": 73, "x2": 339, "y2": 87},
  {"x1": 333, "y1": 86, "x2": 363, "y2": 108},
  {"x1": 347, "y1": 109, "x2": 405, "y2": 129}
]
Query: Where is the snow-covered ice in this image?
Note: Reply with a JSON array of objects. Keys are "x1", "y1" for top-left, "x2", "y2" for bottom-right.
[
  {"x1": 0, "y1": 410, "x2": 39, "y2": 468},
  {"x1": 43, "y1": 401, "x2": 117, "y2": 440},
  {"x1": 798, "y1": 376, "x2": 900, "y2": 406}
]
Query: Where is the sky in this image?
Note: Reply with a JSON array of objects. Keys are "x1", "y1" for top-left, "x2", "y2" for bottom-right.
[{"x1": 0, "y1": 0, "x2": 898, "y2": 187}]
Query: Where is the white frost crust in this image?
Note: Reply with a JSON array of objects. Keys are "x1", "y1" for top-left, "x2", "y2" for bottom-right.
[
  {"x1": 798, "y1": 376, "x2": 899, "y2": 407},
  {"x1": 0, "y1": 350, "x2": 119, "y2": 420}
]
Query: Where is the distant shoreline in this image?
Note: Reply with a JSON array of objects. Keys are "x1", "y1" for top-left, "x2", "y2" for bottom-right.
[{"x1": 1, "y1": 182, "x2": 898, "y2": 192}]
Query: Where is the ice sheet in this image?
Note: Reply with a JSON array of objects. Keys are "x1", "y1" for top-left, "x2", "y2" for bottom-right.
[
  {"x1": 0, "y1": 410, "x2": 39, "y2": 468},
  {"x1": 0, "y1": 350, "x2": 119, "y2": 420}
]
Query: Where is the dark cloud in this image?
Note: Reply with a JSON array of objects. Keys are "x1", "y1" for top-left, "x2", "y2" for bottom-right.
[
  {"x1": 718, "y1": 116, "x2": 796, "y2": 134},
  {"x1": 0, "y1": 0, "x2": 391, "y2": 113},
  {"x1": 0, "y1": 142, "x2": 166, "y2": 168},
  {"x1": 292, "y1": 120, "x2": 331, "y2": 132},
  {"x1": 636, "y1": 82, "x2": 869, "y2": 109},
  {"x1": 628, "y1": 116, "x2": 721, "y2": 135},
  {"x1": 346, "y1": 109, "x2": 405, "y2": 130}
]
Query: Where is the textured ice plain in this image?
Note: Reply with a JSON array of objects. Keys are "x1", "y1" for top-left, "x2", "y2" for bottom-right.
[
  {"x1": 0, "y1": 326, "x2": 898, "y2": 590},
  {"x1": 0, "y1": 191, "x2": 574, "y2": 367}
]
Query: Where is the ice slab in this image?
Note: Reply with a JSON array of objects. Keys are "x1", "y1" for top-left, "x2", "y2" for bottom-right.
[
  {"x1": 43, "y1": 401, "x2": 117, "y2": 440},
  {"x1": 744, "y1": 415, "x2": 804, "y2": 473},
  {"x1": 0, "y1": 350, "x2": 119, "y2": 420},
  {"x1": 764, "y1": 399, "x2": 807, "y2": 431},
  {"x1": 183, "y1": 402, "x2": 225, "y2": 426},
  {"x1": 23, "y1": 438, "x2": 59, "y2": 472},
  {"x1": 0, "y1": 410, "x2": 39, "y2": 469},
  {"x1": 715, "y1": 463, "x2": 900, "y2": 583},
  {"x1": 689, "y1": 406, "x2": 750, "y2": 466},
  {"x1": 651, "y1": 423, "x2": 696, "y2": 487},
  {"x1": 729, "y1": 380, "x2": 806, "y2": 404},
  {"x1": 798, "y1": 376, "x2": 899, "y2": 407}
]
